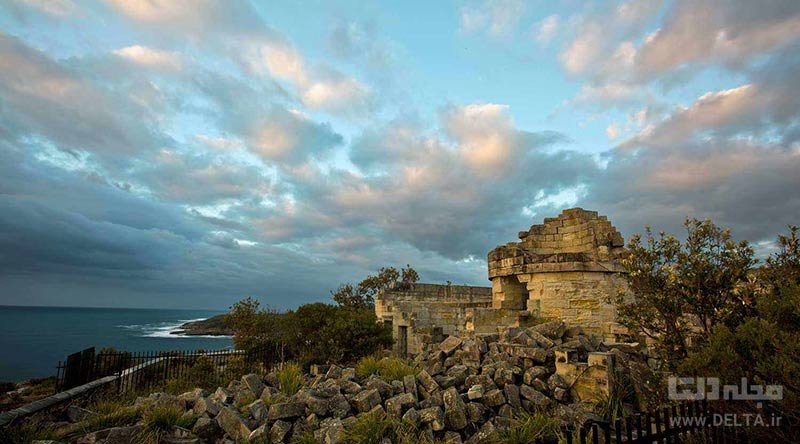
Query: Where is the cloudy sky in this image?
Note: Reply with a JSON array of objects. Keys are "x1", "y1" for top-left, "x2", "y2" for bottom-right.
[{"x1": 1, "y1": 0, "x2": 798, "y2": 309}]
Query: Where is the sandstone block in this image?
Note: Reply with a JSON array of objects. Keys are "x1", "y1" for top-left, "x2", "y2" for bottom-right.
[
  {"x1": 216, "y1": 407, "x2": 251, "y2": 442},
  {"x1": 268, "y1": 401, "x2": 305, "y2": 421},
  {"x1": 351, "y1": 388, "x2": 381, "y2": 413},
  {"x1": 242, "y1": 374, "x2": 265, "y2": 398}
]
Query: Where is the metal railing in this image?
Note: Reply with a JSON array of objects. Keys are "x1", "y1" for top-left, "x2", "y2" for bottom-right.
[{"x1": 55, "y1": 345, "x2": 278, "y2": 393}]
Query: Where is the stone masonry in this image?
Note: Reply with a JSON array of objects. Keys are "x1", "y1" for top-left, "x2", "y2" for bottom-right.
[
  {"x1": 377, "y1": 208, "x2": 631, "y2": 357},
  {"x1": 375, "y1": 283, "x2": 493, "y2": 356},
  {"x1": 488, "y1": 208, "x2": 629, "y2": 341}
]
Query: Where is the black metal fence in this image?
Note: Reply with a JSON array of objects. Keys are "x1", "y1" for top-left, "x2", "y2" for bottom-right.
[
  {"x1": 55, "y1": 345, "x2": 278, "y2": 393},
  {"x1": 570, "y1": 399, "x2": 759, "y2": 444}
]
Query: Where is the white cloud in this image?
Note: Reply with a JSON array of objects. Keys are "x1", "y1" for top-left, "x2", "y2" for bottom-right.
[
  {"x1": 16, "y1": 0, "x2": 75, "y2": 16},
  {"x1": 113, "y1": 45, "x2": 182, "y2": 71},
  {"x1": 244, "y1": 39, "x2": 371, "y2": 114},
  {"x1": 560, "y1": 0, "x2": 661, "y2": 77},
  {"x1": 573, "y1": 82, "x2": 643, "y2": 107},
  {"x1": 606, "y1": 123, "x2": 620, "y2": 140},
  {"x1": 534, "y1": 15, "x2": 559, "y2": 45},
  {"x1": 635, "y1": 0, "x2": 800, "y2": 76},
  {"x1": 460, "y1": 0, "x2": 527, "y2": 38}
]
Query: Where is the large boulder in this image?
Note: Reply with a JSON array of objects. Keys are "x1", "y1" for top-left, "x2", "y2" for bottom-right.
[
  {"x1": 385, "y1": 392, "x2": 416, "y2": 418},
  {"x1": 192, "y1": 416, "x2": 222, "y2": 441},
  {"x1": 242, "y1": 374, "x2": 265, "y2": 398},
  {"x1": 439, "y1": 336, "x2": 463, "y2": 356},
  {"x1": 216, "y1": 407, "x2": 251, "y2": 441},
  {"x1": 418, "y1": 406, "x2": 446, "y2": 431},
  {"x1": 268, "y1": 401, "x2": 306, "y2": 421},
  {"x1": 442, "y1": 387, "x2": 468, "y2": 431},
  {"x1": 351, "y1": 388, "x2": 382, "y2": 413},
  {"x1": 530, "y1": 321, "x2": 566, "y2": 339},
  {"x1": 269, "y1": 420, "x2": 293, "y2": 443}
]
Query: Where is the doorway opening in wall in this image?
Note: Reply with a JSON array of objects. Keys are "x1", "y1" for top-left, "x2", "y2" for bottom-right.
[
  {"x1": 398, "y1": 326, "x2": 408, "y2": 357},
  {"x1": 432, "y1": 327, "x2": 444, "y2": 344}
]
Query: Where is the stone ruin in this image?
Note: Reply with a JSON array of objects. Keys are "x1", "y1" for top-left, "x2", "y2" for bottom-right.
[
  {"x1": 375, "y1": 208, "x2": 635, "y2": 402},
  {"x1": 376, "y1": 208, "x2": 630, "y2": 357},
  {"x1": 488, "y1": 207, "x2": 629, "y2": 342}
]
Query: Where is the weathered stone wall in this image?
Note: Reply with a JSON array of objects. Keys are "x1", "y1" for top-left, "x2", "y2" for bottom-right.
[
  {"x1": 375, "y1": 283, "x2": 492, "y2": 356},
  {"x1": 376, "y1": 208, "x2": 632, "y2": 356},
  {"x1": 488, "y1": 208, "x2": 631, "y2": 342},
  {"x1": 521, "y1": 271, "x2": 628, "y2": 339}
]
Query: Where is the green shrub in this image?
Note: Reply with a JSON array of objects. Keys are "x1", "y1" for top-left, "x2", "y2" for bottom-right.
[
  {"x1": 292, "y1": 432, "x2": 318, "y2": 444},
  {"x1": 276, "y1": 363, "x2": 304, "y2": 396},
  {"x1": 341, "y1": 411, "x2": 446, "y2": 444},
  {"x1": 499, "y1": 411, "x2": 563, "y2": 444},
  {"x1": 57, "y1": 406, "x2": 140, "y2": 440},
  {"x1": 355, "y1": 356, "x2": 382, "y2": 378},
  {"x1": 356, "y1": 356, "x2": 419, "y2": 382},
  {"x1": 342, "y1": 410, "x2": 396, "y2": 444},
  {"x1": 0, "y1": 422, "x2": 59, "y2": 444},
  {"x1": 136, "y1": 404, "x2": 197, "y2": 444}
]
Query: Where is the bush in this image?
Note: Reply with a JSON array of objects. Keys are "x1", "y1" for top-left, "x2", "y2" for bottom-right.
[
  {"x1": 228, "y1": 298, "x2": 392, "y2": 367},
  {"x1": 276, "y1": 363, "x2": 304, "y2": 397},
  {"x1": 355, "y1": 356, "x2": 419, "y2": 382},
  {"x1": 164, "y1": 355, "x2": 221, "y2": 394},
  {"x1": 499, "y1": 411, "x2": 564, "y2": 444},
  {"x1": 616, "y1": 219, "x2": 755, "y2": 370},
  {"x1": 137, "y1": 404, "x2": 197, "y2": 444},
  {"x1": 680, "y1": 226, "x2": 800, "y2": 442}
]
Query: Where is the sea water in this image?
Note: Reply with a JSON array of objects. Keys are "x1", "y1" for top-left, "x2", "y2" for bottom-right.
[{"x1": 0, "y1": 306, "x2": 233, "y2": 381}]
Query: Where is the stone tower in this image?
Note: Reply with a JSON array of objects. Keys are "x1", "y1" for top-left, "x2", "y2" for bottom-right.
[{"x1": 487, "y1": 208, "x2": 629, "y2": 340}]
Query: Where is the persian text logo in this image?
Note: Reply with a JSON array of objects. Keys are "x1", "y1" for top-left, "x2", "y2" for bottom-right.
[{"x1": 668, "y1": 377, "x2": 783, "y2": 404}]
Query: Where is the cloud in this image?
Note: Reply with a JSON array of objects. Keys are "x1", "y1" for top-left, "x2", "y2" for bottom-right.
[
  {"x1": 13, "y1": 0, "x2": 75, "y2": 16},
  {"x1": 534, "y1": 15, "x2": 559, "y2": 45},
  {"x1": 113, "y1": 45, "x2": 182, "y2": 71},
  {"x1": 242, "y1": 36, "x2": 373, "y2": 114},
  {"x1": 635, "y1": 0, "x2": 800, "y2": 77},
  {"x1": 606, "y1": 123, "x2": 620, "y2": 140},
  {"x1": 0, "y1": 33, "x2": 168, "y2": 162},
  {"x1": 560, "y1": 0, "x2": 661, "y2": 77},
  {"x1": 245, "y1": 108, "x2": 343, "y2": 166},
  {"x1": 572, "y1": 82, "x2": 645, "y2": 108},
  {"x1": 460, "y1": 0, "x2": 527, "y2": 38},
  {"x1": 137, "y1": 150, "x2": 272, "y2": 204}
]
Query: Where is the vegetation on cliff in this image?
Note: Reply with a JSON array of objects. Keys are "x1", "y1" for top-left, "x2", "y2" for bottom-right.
[{"x1": 226, "y1": 265, "x2": 418, "y2": 367}]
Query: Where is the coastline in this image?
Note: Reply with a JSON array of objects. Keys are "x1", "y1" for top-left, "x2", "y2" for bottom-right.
[{"x1": 169, "y1": 313, "x2": 233, "y2": 337}]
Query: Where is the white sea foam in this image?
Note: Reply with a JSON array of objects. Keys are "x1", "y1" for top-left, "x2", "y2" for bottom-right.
[
  {"x1": 131, "y1": 318, "x2": 231, "y2": 338},
  {"x1": 113, "y1": 317, "x2": 222, "y2": 338}
]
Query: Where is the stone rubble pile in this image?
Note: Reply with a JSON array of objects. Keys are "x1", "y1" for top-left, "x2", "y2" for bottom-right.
[{"x1": 71, "y1": 321, "x2": 643, "y2": 444}]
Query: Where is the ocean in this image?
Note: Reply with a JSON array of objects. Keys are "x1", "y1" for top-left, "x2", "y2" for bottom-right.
[{"x1": 0, "y1": 306, "x2": 233, "y2": 382}]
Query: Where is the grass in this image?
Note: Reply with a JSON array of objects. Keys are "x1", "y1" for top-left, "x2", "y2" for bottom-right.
[
  {"x1": 292, "y1": 432, "x2": 318, "y2": 444},
  {"x1": 343, "y1": 410, "x2": 396, "y2": 444},
  {"x1": 235, "y1": 391, "x2": 257, "y2": 415},
  {"x1": 498, "y1": 411, "x2": 564, "y2": 444},
  {"x1": 276, "y1": 362, "x2": 304, "y2": 397},
  {"x1": 56, "y1": 405, "x2": 141, "y2": 441},
  {"x1": 342, "y1": 410, "x2": 446, "y2": 444},
  {"x1": 136, "y1": 404, "x2": 198, "y2": 444},
  {"x1": 593, "y1": 391, "x2": 627, "y2": 422},
  {"x1": 0, "y1": 422, "x2": 60, "y2": 444},
  {"x1": 355, "y1": 356, "x2": 419, "y2": 383},
  {"x1": 0, "y1": 377, "x2": 57, "y2": 411}
]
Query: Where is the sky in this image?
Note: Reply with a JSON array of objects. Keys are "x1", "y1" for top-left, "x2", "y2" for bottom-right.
[{"x1": 0, "y1": 0, "x2": 798, "y2": 310}]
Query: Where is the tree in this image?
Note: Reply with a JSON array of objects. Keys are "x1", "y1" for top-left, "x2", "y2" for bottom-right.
[
  {"x1": 332, "y1": 264, "x2": 419, "y2": 309},
  {"x1": 681, "y1": 226, "x2": 800, "y2": 442},
  {"x1": 284, "y1": 303, "x2": 393, "y2": 366},
  {"x1": 227, "y1": 297, "x2": 287, "y2": 353},
  {"x1": 615, "y1": 218, "x2": 755, "y2": 370}
]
